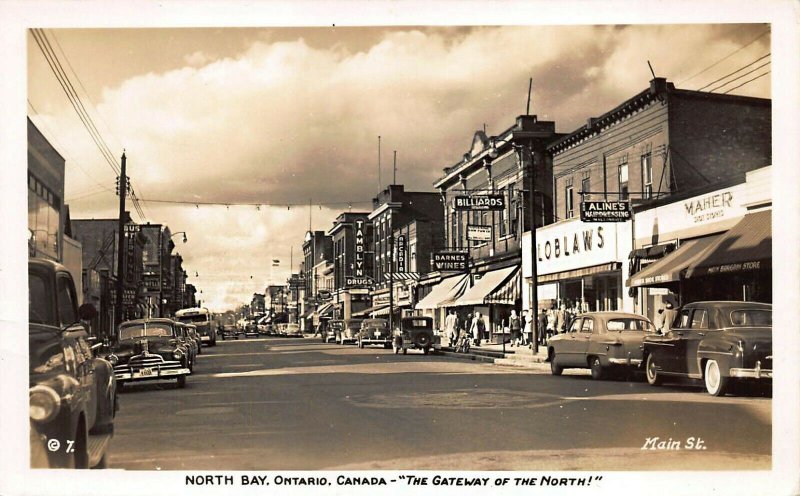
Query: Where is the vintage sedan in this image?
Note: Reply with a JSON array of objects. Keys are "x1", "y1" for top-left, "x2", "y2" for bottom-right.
[
  {"x1": 548, "y1": 312, "x2": 656, "y2": 379},
  {"x1": 108, "y1": 318, "x2": 192, "y2": 389},
  {"x1": 220, "y1": 324, "x2": 239, "y2": 340},
  {"x1": 185, "y1": 324, "x2": 203, "y2": 354},
  {"x1": 174, "y1": 322, "x2": 199, "y2": 368},
  {"x1": 335, "y1": 319, "x2": 363, "y2": 345},
  {"x1": 357, "y1": 319, "x2": 392, "y2": 348},
  {"x1": 392, "y1": 316, "x2": 441, "y2": 355},
  {"x1": 642, "y1": 301, "x2": 772, "y2": 396}
]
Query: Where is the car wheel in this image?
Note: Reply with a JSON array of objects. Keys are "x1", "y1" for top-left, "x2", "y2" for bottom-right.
[
  {"x1": 704, "y1": 359, "x2": 730, "y2": 396},
  {"x1": 402, "y1": 348, "x2": 407, "y2": 355},
  {"x1": 423, "y1": 346, "x2": 430, "y2": 355},
  {"x1": 549, "y1": 350, "x2": 563, "y2": 376},
  {"x1": 177, "y1": 375, "x2": 187, "y2": 388},
  {"x1": 589, "y1": 356, "x2": 604, "y2": 380},
  {"x1": 645, "y1": 353, "x2": 663, "y2": 386}
]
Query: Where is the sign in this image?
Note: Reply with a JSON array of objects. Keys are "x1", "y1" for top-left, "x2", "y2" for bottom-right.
[
  {"x1": 395, "y1": 235, "x2": 406, "y2": 272},
  {"x1": 143, "y1": 274, "x2": 160, "y2": 291},
  {"x1": 580, "y1": 200, "x2": 631, "y2": 222},
  {"x1": 124, "y1": 223, "x2": 141, "y2": 233},
  {"x1": 289, "y1": 276, "x2": 305, "y2": 289},
  {"x1": 353, "y1": 217, "x2": 368, "y2": 277},
  {"x1": 346, "y1": 276, "x2": 373, "y2": 287},
  {"x1": 533, "y1": 219, "x2": 630, "y2": 276},
  {"x1": 317, "y1": 290, "x2": 332, "y2": 301},
  {"x1": 467, "y1": 224, "x2": 492, "y2": 241},
  {"x1": 454, "y1": 195, "x2": 506, "y2": 211},
  {"x1": 432, "y1": 251, "x2": 469, "y2": 272}
]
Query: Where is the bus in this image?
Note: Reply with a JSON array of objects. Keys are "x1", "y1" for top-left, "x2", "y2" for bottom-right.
[{"x1": 174, "y1": 307, "x2": 217, "y2": 346}]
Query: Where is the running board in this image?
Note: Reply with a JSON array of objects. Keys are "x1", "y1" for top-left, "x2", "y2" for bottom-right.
[{"x1": 87, "y1": 433, "x2": 112, "y2": 468}]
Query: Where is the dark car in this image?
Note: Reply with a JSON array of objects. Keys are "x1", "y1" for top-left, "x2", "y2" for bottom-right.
[
  {"x1": 108, "y1": 318, "x2": 192, "y2": 389},
  {"x1": 642, "y1": 301, "x2": 772, "y2": 396},
  {"x1": 174, "y1": 322, "x2": 199, "y2": 368},
  {"x1": 29, "y1": 259, "x2": 117, "y2": 468},
  {"x1": 220, "y1": 324, "x2": 238, "y2": 340},
  {"x1": 548, "y1": 312, "x2": 656, "y2": 379},
  {"x1": 334, "y1": 319, "x2": 363, "y2": 344},
  {"x1": 393, "y1": 316, "x2": 440, "y2": 355},
  {"x1": 357, "y1": 318, "x2": 392, "y2": 349},
  {"x1": 185, "y1": 324, "x2": 203, "y2": 354}
]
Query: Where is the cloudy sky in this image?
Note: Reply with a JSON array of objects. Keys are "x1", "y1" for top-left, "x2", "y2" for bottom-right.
[{"x1": 26, "y1": 23, "x2": 771, "y2": 311}]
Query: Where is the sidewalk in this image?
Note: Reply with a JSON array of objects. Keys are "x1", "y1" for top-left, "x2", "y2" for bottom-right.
[{"x1": 438, "y1": 337, "x2": 550, "y2": 369}]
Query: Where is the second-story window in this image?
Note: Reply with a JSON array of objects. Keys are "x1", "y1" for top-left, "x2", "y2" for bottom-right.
[
  {"x1": 618, "y1": 160, "x2": 629, "y2": 200},
  {"x1": 641, "y1": 153, "x2": 653, "y2": 199},
  {"x1": 498, "y1": 186, "x2": 507, "y2": 237},
  {"x1": 581, "y1": 176, "x2": 591, "y2": 201},
  {"x1": 565, "y1": 184, "x2": 574, "y2": 219}
]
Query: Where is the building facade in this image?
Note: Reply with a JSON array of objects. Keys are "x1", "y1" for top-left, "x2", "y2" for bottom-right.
[{"x1": 328, "y1": 212, "x2": 373, "y2": 320}]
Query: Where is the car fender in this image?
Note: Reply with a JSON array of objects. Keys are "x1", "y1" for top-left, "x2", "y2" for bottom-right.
[{"x1": 697, "y1": 337, "x2": 738, "y2": 377}]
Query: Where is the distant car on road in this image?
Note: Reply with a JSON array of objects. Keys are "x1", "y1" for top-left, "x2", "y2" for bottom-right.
[
  {"x1": 108, "y1": 318, "x2": 192, "y2": 389},
  {"x1": 642, "y1": 301, "x2": 772, "y2": 396},
  {"x1": 334, "y1": 319, "x2": 363, "y2": 344},
  {"x1": 174, "y1": 322, "x2": 199, "y2": 369},
  {"x1": 220, "y1": 324, "x2": 238, "y2": 340},
  {"x1": 548, "y1": 312, "x2": 655, "y2": 379},
  {"x1": 358, "y1": 318, "x2": 392, "y2": 349},
  {"x1": 393, "y1": 316, "x2": 440, "y2": 355},
  {"x1": 185, "y1": 324, "x2": 203, "y2": 354}
]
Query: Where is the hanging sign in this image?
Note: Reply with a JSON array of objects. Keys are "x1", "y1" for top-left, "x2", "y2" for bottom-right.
[
  {"x1": 454, "y1": 195, "x2": 506, "y2": 211},
  {"x1": 467, "y1": 224, "x2": 492, "y2": 241},
  {"x1": 396, "y1": 235, "x2": 406, "y2": 272},
  {"x1": 432, "y1": 251, "x2": 469, "y2": 272},
  {"x1": 580, "y1": 200, "x2": 631, "y2": 222}
]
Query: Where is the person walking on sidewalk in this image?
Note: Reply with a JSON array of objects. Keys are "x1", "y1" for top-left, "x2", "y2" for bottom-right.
[
  {"x1": 537, "y1": 308, "x2": 547, "y2": 346},
  {"x1": 471, "y1": 312, "x2": 484, "y2": 347},
  {"x1": 509, "y1": 310, "x2": 522, "y2": 347},
  {"x1": 444, "y1": 310, "x2": 458, "y2": 346},
  {"x1": 556, "y1": 304, "x2": 566, "y2": 335}
]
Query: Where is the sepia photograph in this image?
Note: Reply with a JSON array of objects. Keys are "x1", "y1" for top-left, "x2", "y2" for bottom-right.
[{"x1": 1, "y1": 1, "x2": 799, "y2": 495}]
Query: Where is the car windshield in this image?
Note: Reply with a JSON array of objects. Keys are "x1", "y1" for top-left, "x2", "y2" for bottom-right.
[
  {"x1": 346, "y1": 321, "x2": 362, "y2": 330},
  {"x1": 119, "y1": 323, "x2": 173, "y2": 340},
  {"x1": 404, "y1": 319, "x2": 431, "y2": 328},
  {"x1": 729, "y1": 309, "x2": 772, "y2": 326},
  {"x1": 606, "y1": 318, "x2": 654, "y2": 332},
  {"x1": 177, "y1": 314, "x2": 209, "y2": 323},
  {"x1": 29, "y1": 270, "x2": 56, "y2": 326}
]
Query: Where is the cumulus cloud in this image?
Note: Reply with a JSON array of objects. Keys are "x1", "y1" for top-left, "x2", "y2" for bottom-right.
[{"x1": 36, "y1": 25, "x2": 769, "y2": 310}]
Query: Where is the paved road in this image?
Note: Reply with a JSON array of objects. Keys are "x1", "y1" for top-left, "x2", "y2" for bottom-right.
[{"x1": 109, "y1": 336, "x2": 771, "y2": 470}]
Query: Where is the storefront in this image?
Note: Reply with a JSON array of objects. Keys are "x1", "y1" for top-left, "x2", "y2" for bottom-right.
[
  {"x1": 450, "y1": 265, "x2": 520, "y2": 342},
  {"x1": 414, "y1": 273, "x2": 471, "y2": 331},
  {"x1": 628, "y1": 166, "x2": 771, "y2": 320},
  {"x1": 523, "y1": 218, "x2": 633, "y2": 314}
]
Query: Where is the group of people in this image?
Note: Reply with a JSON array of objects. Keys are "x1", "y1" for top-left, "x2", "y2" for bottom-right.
[{"x1": 444, "y1": 310, "x2": 488, "y2": 347}]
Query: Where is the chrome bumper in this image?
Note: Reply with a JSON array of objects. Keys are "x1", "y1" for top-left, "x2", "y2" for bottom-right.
[
  {"x1": 115, "y1": 367, "x2": 190, "y2": 381},
  {"x1": 730, "y1": 360, "x2": 772, "y2": 379},
  {"x1": 608, "y1": 357, "x2": 642, "y2": 366},
  {"x1": 200, "y1": 336, "x2": 210, "y2": 342}
]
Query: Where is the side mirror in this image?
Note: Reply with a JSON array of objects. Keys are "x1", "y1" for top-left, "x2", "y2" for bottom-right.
[{"x1": 78, "y1": 303, "x2": 98, "y2": 321}]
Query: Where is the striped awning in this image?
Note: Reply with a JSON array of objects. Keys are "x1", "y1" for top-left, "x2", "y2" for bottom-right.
[
  {"x1": 386, "y1": 272, "x2": 421, "y2": 281},
  {"x1": 352, "y1": 303, "x2": 389, "y2": 317},
  {"x1": 485, "y1": 267, "x2": 521, "y2": 305},
  {"x1": 454, "y1": 266, "x2": 517, "y2": 306}
]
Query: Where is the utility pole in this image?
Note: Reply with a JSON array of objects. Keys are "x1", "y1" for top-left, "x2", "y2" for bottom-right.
[
  {"x1": 378, "y1": 136, "x2": 382, "y2": 190},
  {"x1": 114, "y1": 151, "x2": 127, "y2": 330},
  {"x1": 393, "y1": 150, "x2": 397, "y2": 185}
]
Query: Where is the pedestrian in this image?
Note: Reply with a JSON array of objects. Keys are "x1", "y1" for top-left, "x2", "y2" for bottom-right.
[
  {"x1": 520, "y1": 310, "x2": 529, "y2": 346},
  {"x1": 663, "y1": 302, "x2": 678, "y2": 333},
  {"x1": 444, "y1": 310, "x2": 458, "y2": 346},
  {"x1": 509, "y1": 310, "x2": 522, "y2": 347},
  {"x1": 556, "y1": 305, "x2": 566, "y2": 334},
  {"x1": 537, "y1": 308, "x2": 547, "y2": 346},
  {"x1": 546, "y1": 307, "x2": 555, "y2": 340},
  {"x1": 471, "y1": 312, "x2": 484, "y2": 347}
]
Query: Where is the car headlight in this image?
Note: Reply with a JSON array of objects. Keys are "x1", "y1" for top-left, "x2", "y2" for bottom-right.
[
  {"x1": 30, "y1": 385, "x2": 61, "y2": 424},
  {"x1": 107, "y1": 354, "x2": 119, "y2": 365},
  {"x1": 173, "y1": 349, "x2": 184, "y2": 360}
]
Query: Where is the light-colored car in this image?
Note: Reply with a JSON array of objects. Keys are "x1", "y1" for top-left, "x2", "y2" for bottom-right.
[{"x1": 548, "y1": 312, "x2": 655, "y2": 379}]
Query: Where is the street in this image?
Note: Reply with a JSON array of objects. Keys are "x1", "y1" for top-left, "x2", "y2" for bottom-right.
[{"x1": 109, "y1": 337, "x2": 771, "y2": 471}]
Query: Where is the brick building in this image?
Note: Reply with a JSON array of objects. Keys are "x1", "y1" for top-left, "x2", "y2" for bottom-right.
[{"x1": 327, "y1": 212, "x2": 373, "y2": 320}]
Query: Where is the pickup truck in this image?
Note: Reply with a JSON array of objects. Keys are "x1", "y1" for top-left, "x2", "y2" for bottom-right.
[{"x1": 29, "y1": 258, "x2": 118, "y2": 468}]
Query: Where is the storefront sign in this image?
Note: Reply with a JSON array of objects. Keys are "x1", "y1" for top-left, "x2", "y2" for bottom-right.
[
  {"x1": 346, "y1": 276, "x2": 373, "y2": 287},
  {"x1": 124, "y1": 223, "x2": 140, "y2": 233},
  {"x1": 580, "y1": 200, "x2": 631, "y2": 222},
  {"x1": 396, "y1": 235, "x2": 406, "y2": 272},
  {"x1": 534, "y1": 219, "x2": 630, "y2": 276},
  {"x1": 143, "y1": 274, "x2": 160, "y2": 291},
  {"x1": 467, "y1": 224, "x2": 492, "y2": 241},
  {"x1": 353, "y1": 218, "x2": 368, "y2": 277},
  {"x1": 432, "y1": 251, "x2": 469, "y2": 272},
  {"x1": 454, "y1": 195, "x2": 506, "y2": 211}
]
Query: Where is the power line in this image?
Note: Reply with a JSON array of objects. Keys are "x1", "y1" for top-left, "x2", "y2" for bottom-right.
[
  {"x1": 678, "y1": 29, "x2": 769, "y2": 85},
  {"x1": 707, "y1": 61, "x2": 770, "y2": 93},
  {"x1": 135, "y1": 197, "x2": 375, "y2": 208},
  {"x1": 697, "y1": 52, "x2": 770, "y2": 91},
  {"x1": 722, "y1": 71, "x2": 771, "y2": 94}
]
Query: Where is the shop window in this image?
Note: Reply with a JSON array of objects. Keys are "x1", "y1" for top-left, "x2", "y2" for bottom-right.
[
  {"x1": 618, "y1": 161, "x2": 629, "y2": 200},
  {"x1": 565, "y1": 185, "x2": 574, "y2": 219},
  {"x1": 641, "y1": 153, "x2": 653, "y2": 199}
]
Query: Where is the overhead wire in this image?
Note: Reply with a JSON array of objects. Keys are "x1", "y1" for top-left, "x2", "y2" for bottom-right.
[
  {"x1": 722, "y1": 71, "x2": 771, "y2": 94},
  {"x1": 697, "y1": 53, "x2": 770, "y2": 91},
  {"x1": 677, "y1": 29, "x2": 770, "y2": 85}
]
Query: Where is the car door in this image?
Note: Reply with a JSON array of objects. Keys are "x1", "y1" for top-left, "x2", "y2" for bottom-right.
[
  {"x1": 560, "y1": 318, "x2": 584, "y2": 366},
  {"x1": 56, "y1": 273, "x2": 95, "y2": 419},
  {"x1": 683, "y1": 307, "x2": 710, "y2": 378},
  {"x1": 576, "y1": 317, "x2": 594, "y2": 365},
  {"x1": 665, "y1": 307, "x2": 694, "y2": 375}
]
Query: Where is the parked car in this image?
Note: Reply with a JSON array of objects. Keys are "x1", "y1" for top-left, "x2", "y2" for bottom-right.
[
  {"x1": 335, "y1": 319, "x2": 363, "y2": 344},
  {"x1": 174, "y1": 322, "x2": 199, "y2": 369},
  {"x1": 220, "y1": 324, "x2": 238, "y2": 340},
  {"x1": 185, "y1": 324, "x2": 203, "y2": 354},
  {"x1": 29, "y1": 258, "x2": 117, "y2": 468},
  {"x1": 393, "y1": 316, "x2": 440, "y2": 355},
  {"x1": 244, "y1": 322, "x2": 259, "y2": 338},
  {"x1": 358, "y1": 318, "x2": 392, "y2": 348},
  {"x1": 642, "y1": 301, "x2": 772, "y2": 396},
  {"x1": 108, "y1": 318, "x2": 192, "y2": 389},
  {"x1": 279, "y1": 323, "x2": 302, "y2": 337},
  {"x1": 256, "y1": 316, "x2": 271, "y2": 335},
  {"x1": 547, "y1": 312, "x2": 656, "y2": 379}
]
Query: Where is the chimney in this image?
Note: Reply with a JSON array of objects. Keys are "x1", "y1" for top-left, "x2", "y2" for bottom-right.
[
  {"x1": 516, "y1": 114, "x2": 538, "y2": 130},
  {"x1": 650, "y1": 77, "x2": 669, "y2": 94}
]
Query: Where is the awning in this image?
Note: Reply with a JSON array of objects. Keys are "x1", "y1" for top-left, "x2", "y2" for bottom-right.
[
  {"x1": 537, "y1": 262, "x2": 621, "y2": 284},
  {"x1": 453, "y1": 266, "x2": 517, "y2": 306},
  {"x1": 684, "y1": 210, "x2": 772, "y2": 278},
  {"x1": 415, "y1": 274, "x2": 470, "y2": 310},
  {"x1": 386, "y1": 272, "x2": 421, "y2": 281},
  {"x1": 317, "y1": 302, "x2": 334, "y2": 316},
  {"x1": 627, "y1": 234, "x2": 722, "y2": 287},
  {"x1": 352, "y1": 303, "x2": 389, "y2": 317},
  {"x1": 485, "y1": 267, "x2": 521, "y2": 305}
]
